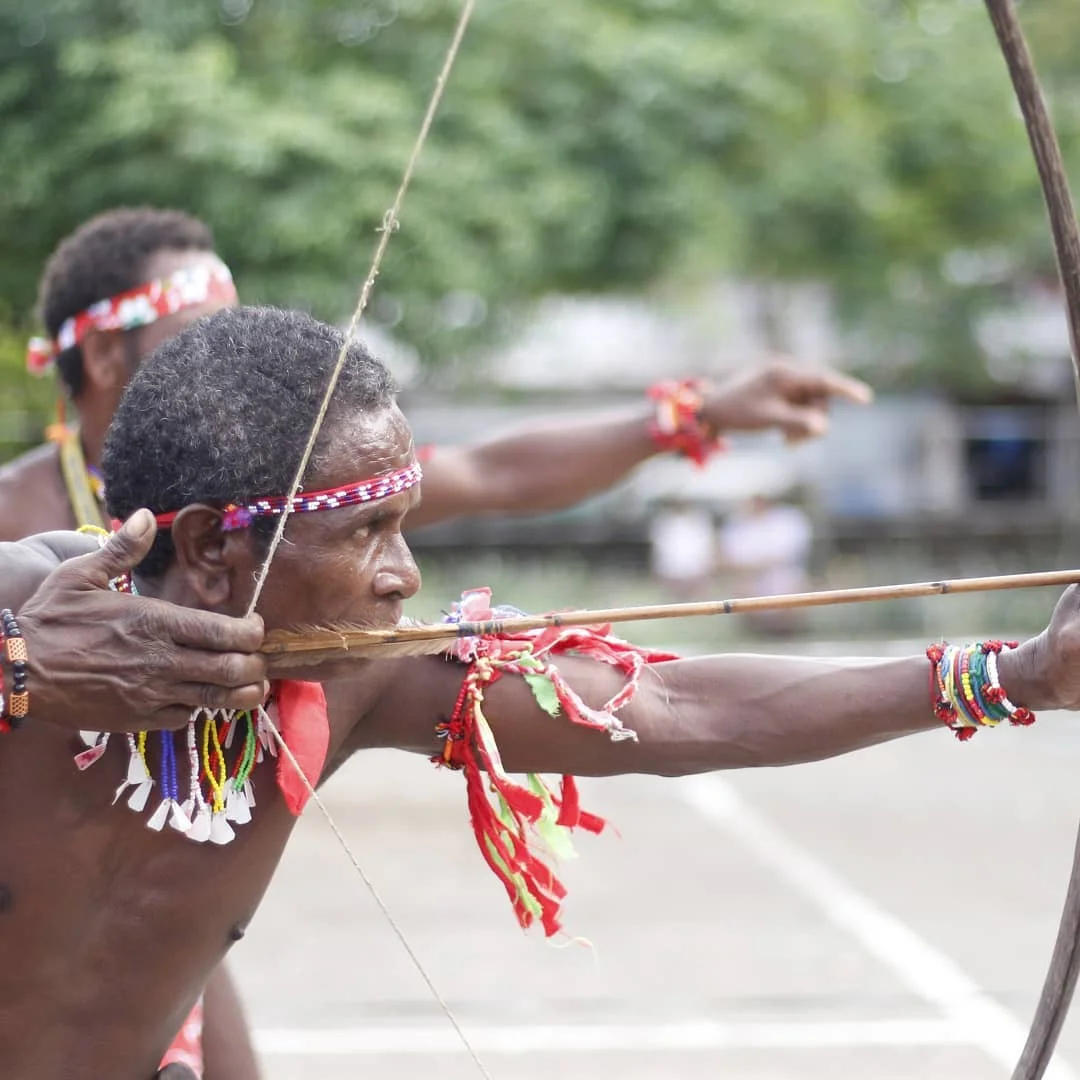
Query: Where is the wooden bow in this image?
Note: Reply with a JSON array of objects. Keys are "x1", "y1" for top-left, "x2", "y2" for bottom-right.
[{"x1": 982, "y1": 2, "x2": 1080, "y2": 1077}]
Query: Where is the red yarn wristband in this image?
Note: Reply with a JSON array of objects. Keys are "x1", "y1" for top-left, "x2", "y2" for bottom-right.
[{"x1": 647, "y1": 378, "x2": 727, "y2": 466}]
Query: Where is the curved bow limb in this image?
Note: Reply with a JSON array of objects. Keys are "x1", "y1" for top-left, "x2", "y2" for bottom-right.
[{"x1": 982, "y1": 2, "x2": 1080, "y2": 1077}]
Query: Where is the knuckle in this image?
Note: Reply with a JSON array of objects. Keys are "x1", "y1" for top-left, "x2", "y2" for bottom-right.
[
  {"x1": 103, "y1": 532, "x2": 135, "y2": 561},
  {"x1": 219, "y1": 654, "x2": 245, "y2": 687},
  {"x1": 153, "y1": 706, "x2": 188, "y2": 731},
  {"x1": 201, "y1": 683, "x2": 228, "y2": 710},
  {"x1": 199, "y1": 619, "x2": 231, "y2": 652},
  {"x1": 763, "y1": 361, "x2": 792, "y2": 388}
]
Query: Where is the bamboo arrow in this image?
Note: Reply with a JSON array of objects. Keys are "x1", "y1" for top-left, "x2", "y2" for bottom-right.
[{"x1": 260, "y1": 566, "x2": 1080, "y2": 662}]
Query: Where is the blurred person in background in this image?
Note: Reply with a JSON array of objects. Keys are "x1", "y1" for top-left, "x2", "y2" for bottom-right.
[
  {"x1": 717, "y1": 493, "x2": 814, "y2": 637},
  {"x1": 0, "y1": 208, "x2": 872, "y2": 542},
  {"x1": 648, "y1": 497, "x2": 717, "y2": 600},
  {"x1": 0, "y1": 207, "x2": 870, "y2": 1080}
]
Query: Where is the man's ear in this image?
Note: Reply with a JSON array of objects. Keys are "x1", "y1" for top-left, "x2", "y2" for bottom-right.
[
  {"x1": 168, "y1": 505, "x2": 258, "y2": 611},
  {"x1": 80, "y1": 328, "x2": 131, "y2": 393}
]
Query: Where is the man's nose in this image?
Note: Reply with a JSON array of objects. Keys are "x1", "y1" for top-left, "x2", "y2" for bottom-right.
[{"x1": 372, "y1": 535, "x2": 421, "y2": 600}]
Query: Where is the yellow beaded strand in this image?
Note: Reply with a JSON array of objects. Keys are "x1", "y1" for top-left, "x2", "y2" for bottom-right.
[{"x1": 201, "y1": 713, "x2": 228, "y2": 814}]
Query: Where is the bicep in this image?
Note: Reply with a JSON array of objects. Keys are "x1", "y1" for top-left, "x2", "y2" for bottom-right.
[{"x1": 358, "y1": 651, "x2": 691, "y2": 777}]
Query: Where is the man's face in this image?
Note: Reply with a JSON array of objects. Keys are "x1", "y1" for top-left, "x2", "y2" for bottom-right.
[
  {"x1": 246, "y1": 404, "x2": 422, "y2": 635},
  {"x1": 130, "y1": 247, "x2": 238, "y2": 363}
]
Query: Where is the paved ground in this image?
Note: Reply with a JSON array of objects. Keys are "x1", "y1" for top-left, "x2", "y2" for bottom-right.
[{"x1": 231, "y1": 642, "x2": 1080, "y2": 1080}]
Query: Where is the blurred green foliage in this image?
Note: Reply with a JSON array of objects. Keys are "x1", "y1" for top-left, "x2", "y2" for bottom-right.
[{"x1": 1, "y1": 0, "x2": 1079, "y2": 450}]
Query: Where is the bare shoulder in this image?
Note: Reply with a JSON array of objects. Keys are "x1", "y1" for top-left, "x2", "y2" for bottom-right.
[{"x1": 0, "y1": 443, "x2": 75, "y2": 540}]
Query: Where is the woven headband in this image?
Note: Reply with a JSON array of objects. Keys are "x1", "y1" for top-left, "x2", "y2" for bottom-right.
[
  {"x1": 27, "y1": 257, "x2": 238, "y2": 375},
  {"x1": 153, "y1": 462, "x2": 423, "y2": 532}
]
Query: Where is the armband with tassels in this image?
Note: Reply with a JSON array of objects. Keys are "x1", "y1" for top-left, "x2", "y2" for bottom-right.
[{"x1": 432, "y1": 589, "x2": 677, "y2": 938}]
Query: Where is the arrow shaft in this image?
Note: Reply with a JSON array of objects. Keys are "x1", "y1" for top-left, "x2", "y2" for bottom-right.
[{"x1": 261, "y1": 567, "x2": 1080, "y2": 655}]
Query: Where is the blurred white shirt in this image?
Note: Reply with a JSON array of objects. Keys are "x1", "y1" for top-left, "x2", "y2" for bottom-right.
[
  {"x1": 649, "y1": 506, "x2": 716, "y2": 582},
  {"x1": 718, "y1": 503, "x2": 812, "y2": 595}
]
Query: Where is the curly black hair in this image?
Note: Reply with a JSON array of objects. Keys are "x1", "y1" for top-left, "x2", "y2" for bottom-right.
[
  {"x1": 103, "y1": 305, "x2": 398, "y2": 578},
  {"x1": 37, "y1": 207, "x2": 215, "y2": 399}
]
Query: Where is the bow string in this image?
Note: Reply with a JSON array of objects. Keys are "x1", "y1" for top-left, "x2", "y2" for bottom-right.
[{"x1": 238, "y1": 3, "x2": 492, "y2": 1077}]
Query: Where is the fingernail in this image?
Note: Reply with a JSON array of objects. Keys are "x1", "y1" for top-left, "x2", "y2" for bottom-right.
[{"x1": 123, "y1": 509, "x2": 154, "y2": 539}]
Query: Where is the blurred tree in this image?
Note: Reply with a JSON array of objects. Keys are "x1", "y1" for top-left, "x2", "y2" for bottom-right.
[{"x1": 0, "y1": 0, "x2": 1078, "y2": 434}]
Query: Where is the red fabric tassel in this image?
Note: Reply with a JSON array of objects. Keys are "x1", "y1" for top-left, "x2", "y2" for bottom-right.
[
  {"x1": 433, "y1": 596, "x2": 673, "y2": 937},
  {"x1": 274, "y1": 679, "x2": 330, "y2": 815},
  {"x1": 556, "y1": 775, "x2": 581, "y2": 827},
  {"x1": 576, "y1": 809, "x2": 607, "y2": 834}
]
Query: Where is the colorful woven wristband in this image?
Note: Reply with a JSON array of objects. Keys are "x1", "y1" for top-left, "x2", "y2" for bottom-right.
[{"x1": 926, "y1": 640, "x2": 1033, "y2": 739}]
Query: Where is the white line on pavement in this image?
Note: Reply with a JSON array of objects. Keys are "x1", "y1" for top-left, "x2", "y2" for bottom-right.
[
  {"x1": 254, "y1": 1017, "x2": 966, "y2": 1056},
  {"x1": 677, "y1": 775, "x2": 1077, "y2": 1080}
]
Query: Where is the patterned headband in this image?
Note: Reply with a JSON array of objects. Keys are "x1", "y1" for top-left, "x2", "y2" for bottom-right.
[
  {"x1": 153, "y1": 462, "x2": 423, "y2": 532},
  {"x1": 27, "y1": 257, "x2": 238, "y2": 376}
]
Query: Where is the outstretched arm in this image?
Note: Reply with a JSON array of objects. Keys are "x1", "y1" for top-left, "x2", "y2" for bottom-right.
[
  {"x1": 356, "y1": 595, "x2": 1071, "y2": 776},
  {"x1": 359, "y1": 650, "x2": 936, "y2": 773},
  {"x1": 406, "y1": 364, "x2": 871, "y2": 530}
]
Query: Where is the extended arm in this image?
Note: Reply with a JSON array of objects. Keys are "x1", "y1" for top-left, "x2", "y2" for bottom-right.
[
  {"x1": 351, "y1": 593, "x2": 1073, "y2": 939},
  {"x1": 357, "y1": 604, "x2": 1067, "y2": 776},
  {"x1": 407, "y1": 364, "x2": 871, "y2": 530},
  {"x1": 360, "y1": 650, "x2": 939, "y2": 774}
]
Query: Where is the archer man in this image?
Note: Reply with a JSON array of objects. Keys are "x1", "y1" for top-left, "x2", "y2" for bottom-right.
[{"x1": 3, "y1": 304, "x2": 1080, "y2": 1080}]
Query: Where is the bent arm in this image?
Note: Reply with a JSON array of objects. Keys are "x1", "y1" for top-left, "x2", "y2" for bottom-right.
[
  {"x1": 358, "y1": 649, "x2": 982, "y2": 776},
  {"x1": 0, "y1": 531, "x2": 97, "y2": 610}
]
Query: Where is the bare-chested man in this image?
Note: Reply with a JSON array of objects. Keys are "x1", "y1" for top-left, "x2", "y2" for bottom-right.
[
  {"x1": 3, "y1": 304, "x2": 1079, "y2": 1080},
  {"x1": 0, "y1": 208, "x2": 871, "y2": 1078}
]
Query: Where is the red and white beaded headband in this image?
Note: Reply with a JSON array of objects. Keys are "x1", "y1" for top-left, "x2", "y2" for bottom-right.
[
  {"x1": 153, "y1": 462, "x2": 423, "y2": 532},
  {"x1": 27, "y1": 257, "x2": 238, "y2": 375}
]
